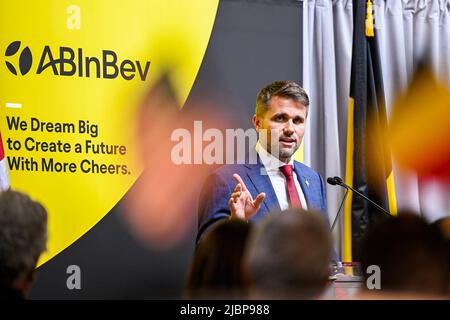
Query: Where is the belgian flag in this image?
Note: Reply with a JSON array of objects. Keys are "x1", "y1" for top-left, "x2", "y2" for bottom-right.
[{"x1": 344, "y1": 0, "x2": 396, "y2": 261}]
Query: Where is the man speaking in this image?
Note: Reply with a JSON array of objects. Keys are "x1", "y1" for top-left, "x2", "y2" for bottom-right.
[{"x1": 197, "y1": 81, "x2": 328, "y2": 242}]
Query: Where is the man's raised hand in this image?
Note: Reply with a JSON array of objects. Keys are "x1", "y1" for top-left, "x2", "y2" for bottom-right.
[{"x1": 228, "y1": 173, "x2": 265, "y2": 221}]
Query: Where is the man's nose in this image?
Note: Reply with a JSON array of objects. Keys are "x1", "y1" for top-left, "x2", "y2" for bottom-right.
[{"x1": 283, "y1": 120, "x2": 294, "y2": 135}]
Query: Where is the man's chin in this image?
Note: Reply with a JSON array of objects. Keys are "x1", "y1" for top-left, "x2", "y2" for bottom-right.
[
  {"x1": 268, "y1": 144, "x2": 298, "y2": 160},
  {"x1": 278, "y1": 148, "x2": 297, "y2": 160}
]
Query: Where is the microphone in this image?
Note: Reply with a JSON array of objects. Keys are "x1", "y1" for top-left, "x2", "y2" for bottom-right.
[
  {"x1": 327, "y1": 176, "x2": 392, "y2": 217},
  {"x1": 327, "y1": 176, "x2": 342, "y2": 186}
]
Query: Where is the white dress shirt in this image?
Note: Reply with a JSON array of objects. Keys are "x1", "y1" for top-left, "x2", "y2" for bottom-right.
[{"x1": 256, "y1": 142, "x2": 308, "y2": 210}]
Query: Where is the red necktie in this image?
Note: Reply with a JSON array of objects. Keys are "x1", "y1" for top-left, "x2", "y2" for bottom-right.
[{"x1": 279, "y1": 165, "x2": 301, "y2": 208}]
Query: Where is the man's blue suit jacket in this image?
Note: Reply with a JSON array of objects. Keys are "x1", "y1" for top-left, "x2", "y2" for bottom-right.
[{"x1": 197, "y1": 158, "x2": 328, "y2": 243}]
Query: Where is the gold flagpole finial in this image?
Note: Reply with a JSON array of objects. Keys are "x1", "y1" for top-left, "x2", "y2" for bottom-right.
[{"x1": 365, "y1": 0, "x2": 375, "y2": 37}]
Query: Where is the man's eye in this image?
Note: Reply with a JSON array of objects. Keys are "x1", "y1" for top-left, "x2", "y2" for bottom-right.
[
  {"x1": 274, "y1": 115, "x2": 284, "y2": 121},
  {"x1": 294, "y1": 118, "x2": 304, "y2": 124}
]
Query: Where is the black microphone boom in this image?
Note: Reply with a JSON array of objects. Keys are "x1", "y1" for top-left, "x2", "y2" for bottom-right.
[{"x1": 327, "y1": 176, "x2": 391, "y2": 217}]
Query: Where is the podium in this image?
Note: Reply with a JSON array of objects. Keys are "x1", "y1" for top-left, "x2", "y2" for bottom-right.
[{"x1": 323, "y1": 263, "x2": 365, "y2": 299}]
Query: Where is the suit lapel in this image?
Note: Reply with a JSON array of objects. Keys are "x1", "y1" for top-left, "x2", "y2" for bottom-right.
[
  {"x1": 293, "y1": 161, "x2": 312, "y2": 208},
  {"x1": 245, "y1": 161, "x2": 280, "y2": 213}
]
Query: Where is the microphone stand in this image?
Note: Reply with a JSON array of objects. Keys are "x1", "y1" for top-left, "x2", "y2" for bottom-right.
[
  {"x1": 331, "y1": 188, "x2": 349, "y2": 232},
  {"x1": 334, "y1": 178, "x2": 392, "y2": 218}
]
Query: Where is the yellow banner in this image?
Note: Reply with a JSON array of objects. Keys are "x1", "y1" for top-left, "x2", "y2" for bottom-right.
[{"x1": 0, "y1": 0, "x2": 218, "y2": 265}]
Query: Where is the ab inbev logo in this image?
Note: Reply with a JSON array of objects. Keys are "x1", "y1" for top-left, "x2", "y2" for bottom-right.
[
  {"x1": 3, "y1": 40, "x2": 151, "y2": 81},
  {"x1": 5, "y1": 41, "x2": 33, "y2": 75}
]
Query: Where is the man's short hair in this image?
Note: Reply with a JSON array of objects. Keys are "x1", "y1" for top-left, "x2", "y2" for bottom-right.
[
  {"x1": 255, "y1": 81, "x2": 310, "y2": 119},
  {"x1": 245, "y1": 209, "x2": 332, "y2": 298},
  {"x1": 0, "y1": 190, "x2": 48, "y2": 286}
]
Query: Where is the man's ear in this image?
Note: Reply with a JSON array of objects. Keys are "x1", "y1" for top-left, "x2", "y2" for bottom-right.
[
  {"x1": 252, "y1": 114, "x2": 260, "y2": 132},
  {"x1": 14, "y1": 268, "x2": 36, "y2": 297},
  {"x1": 23, "y1": 269, "x2": 37, "y2": 294},
  {"x1": 241, "y1": 259, "x2": 253, "y2": 290}
]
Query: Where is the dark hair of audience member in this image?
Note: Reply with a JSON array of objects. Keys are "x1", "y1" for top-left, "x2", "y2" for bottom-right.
[
  {"x1": 430, "y1": 216, "x2": 450, "y2": 295},
  {"x1": 360, "y1": 212, "x2": 449, "y2": 296},
  {"x1": 185, "y1": 219, "x2": 252, "y2": 299},
  {"x1": 245, "y1": 209, "x2": 333, "y2": 299},
  {"x1": 0, "y1": 189, "x2": 48, "y2": 300},
  {"x1": 430, "y1": 216, "x2": 450, "y2": 241}
]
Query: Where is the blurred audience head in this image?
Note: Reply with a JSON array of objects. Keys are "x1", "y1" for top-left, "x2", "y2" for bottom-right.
[
  {"x1": 430, "y1": 216, "x2": 450, "y2": 241},
  {"x1": 430, "y1": 216, "x2": 450, "y2": 295},
  {"x1": 185, "y1": 219, "x2": 252, "y2": 299},
  {"x1": 0, "y1": 190, "x2": 48, "y2": 299},
  {"x1": 360, "y1": 212, "x2": 449, "y2": 297},
  {"x1": 245, "y1": 209, "x2": 333, "y2": 299}
]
